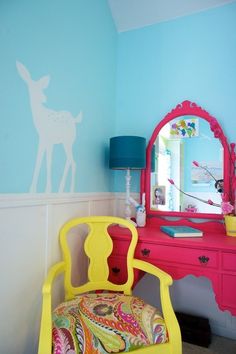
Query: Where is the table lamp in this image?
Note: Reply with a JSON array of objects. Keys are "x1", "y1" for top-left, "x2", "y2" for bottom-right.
[{"x1": 109, "y1": 136, "x2": 146, "y2": 222}]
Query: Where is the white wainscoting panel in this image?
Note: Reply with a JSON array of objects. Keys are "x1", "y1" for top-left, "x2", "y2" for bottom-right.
[{"x1": 0, "y1": 204, "x2": 47, "y2": 354}]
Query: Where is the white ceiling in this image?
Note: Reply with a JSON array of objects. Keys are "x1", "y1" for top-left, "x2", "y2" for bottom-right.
[{"x1": 108, "y1": 0, "x2": 235, "y2": 32}]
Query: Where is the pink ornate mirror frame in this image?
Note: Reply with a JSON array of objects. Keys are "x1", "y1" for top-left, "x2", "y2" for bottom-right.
[{"x1": 141, "y1": 100, "x2": 235, "y2": 219}]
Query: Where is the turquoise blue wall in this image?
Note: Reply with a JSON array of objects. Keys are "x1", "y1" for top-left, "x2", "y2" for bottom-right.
[
  {"x1": 0, "y1": 0, "x2": 117, "y2": 193},
  {"x1": 1, "y1": 2, "x2": 236, "y2": 194},
  {"x1": 114, "y1": 2, "x2": 236, "y2": 192}
]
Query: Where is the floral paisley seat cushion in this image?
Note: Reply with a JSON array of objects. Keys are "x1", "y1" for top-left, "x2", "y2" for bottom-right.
[{"x1": 52, "y1": 292, "x2": 168, "y2": 354}]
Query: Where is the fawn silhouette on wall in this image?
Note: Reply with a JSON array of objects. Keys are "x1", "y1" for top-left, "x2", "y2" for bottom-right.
[{"x1": 16, "y1": 61, "x2": 83, "y2": 193}]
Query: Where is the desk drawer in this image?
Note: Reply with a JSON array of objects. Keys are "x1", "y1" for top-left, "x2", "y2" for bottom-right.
[
  {"x1": 108, "y1": 256, "x2": 142, "y2": 285},
  {"x1": 108, "y1": 256, "x2": 127, "y2": 284},
  {"x1": 222, "y1": 252, "x2": 236, "y2": 271},
  {"x1": 135, "y1": 243, "x2": 218, "y2": 268}
]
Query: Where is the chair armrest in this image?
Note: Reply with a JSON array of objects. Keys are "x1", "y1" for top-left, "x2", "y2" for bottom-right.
[
  {"x1": 132, "y1": 258, "x2": 173, "y2": 286},
  {"x1": 132, "y1": 258, "x2": 181, "y2": 347},
  {"x1": 38, "y1": 262, "x2": 66, "y2": 354}
]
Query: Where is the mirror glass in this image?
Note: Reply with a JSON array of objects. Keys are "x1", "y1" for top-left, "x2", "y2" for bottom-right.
[{"x1": 150, "y1": 115, "x2": 223, "y2": 215}]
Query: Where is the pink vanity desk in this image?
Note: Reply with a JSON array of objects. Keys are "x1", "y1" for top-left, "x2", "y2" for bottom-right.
[
  {"x1": 108, "y1": 100, "x2": 236, "y2": 317},
  {"x1": 108, "y1": 218, "x2": 236, "y2": 316}
]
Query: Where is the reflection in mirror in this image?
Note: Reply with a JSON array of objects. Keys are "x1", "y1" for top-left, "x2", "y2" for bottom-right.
[{"x1": 150, "y1": 116, "x2": 223, "y2": 214}]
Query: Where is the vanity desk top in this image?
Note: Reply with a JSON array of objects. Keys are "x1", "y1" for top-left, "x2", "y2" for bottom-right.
[{"x1": 110, "y1": 218, "x2": 236, "y2": 250}]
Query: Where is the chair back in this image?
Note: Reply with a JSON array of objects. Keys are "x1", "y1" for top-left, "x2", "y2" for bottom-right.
[{"x1": 59, "y1": 216, "x2": 138, "y2": 300}]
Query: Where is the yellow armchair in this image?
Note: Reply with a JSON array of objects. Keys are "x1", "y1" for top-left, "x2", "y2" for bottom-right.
[{"x1": 38, "y1": 216, "x2": 181, "y2": 354}]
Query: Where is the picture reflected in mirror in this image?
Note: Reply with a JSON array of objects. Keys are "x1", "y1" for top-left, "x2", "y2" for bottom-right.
[{"x1": 152, "y1": 185, "x2": 166, "y2": 206}]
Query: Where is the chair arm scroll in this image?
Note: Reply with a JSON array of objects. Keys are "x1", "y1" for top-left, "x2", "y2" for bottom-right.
[{"x1": 42, "y1": 261, "x2": 66, "y2": 295}]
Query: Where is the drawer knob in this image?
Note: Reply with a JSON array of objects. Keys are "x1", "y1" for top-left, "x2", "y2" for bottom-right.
[
  {"x1": 198, "y1": 255, "x2": 209, "y2": 264},
  {"x1": 112, "y1": 267, "x2": 120, "y2": 274},
  {"x1": 141, "y1": 248, "x2": 151, "y2": 257}
]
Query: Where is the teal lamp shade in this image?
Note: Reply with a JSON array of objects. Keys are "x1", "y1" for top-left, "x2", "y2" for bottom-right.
[{"x1": 109, "y1": 136, "x2": 146, "y2": 169}]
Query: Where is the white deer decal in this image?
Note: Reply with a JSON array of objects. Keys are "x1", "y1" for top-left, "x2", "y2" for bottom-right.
[{"x1": 16, "y1": 61, "x2": 82, "y2": 193}]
